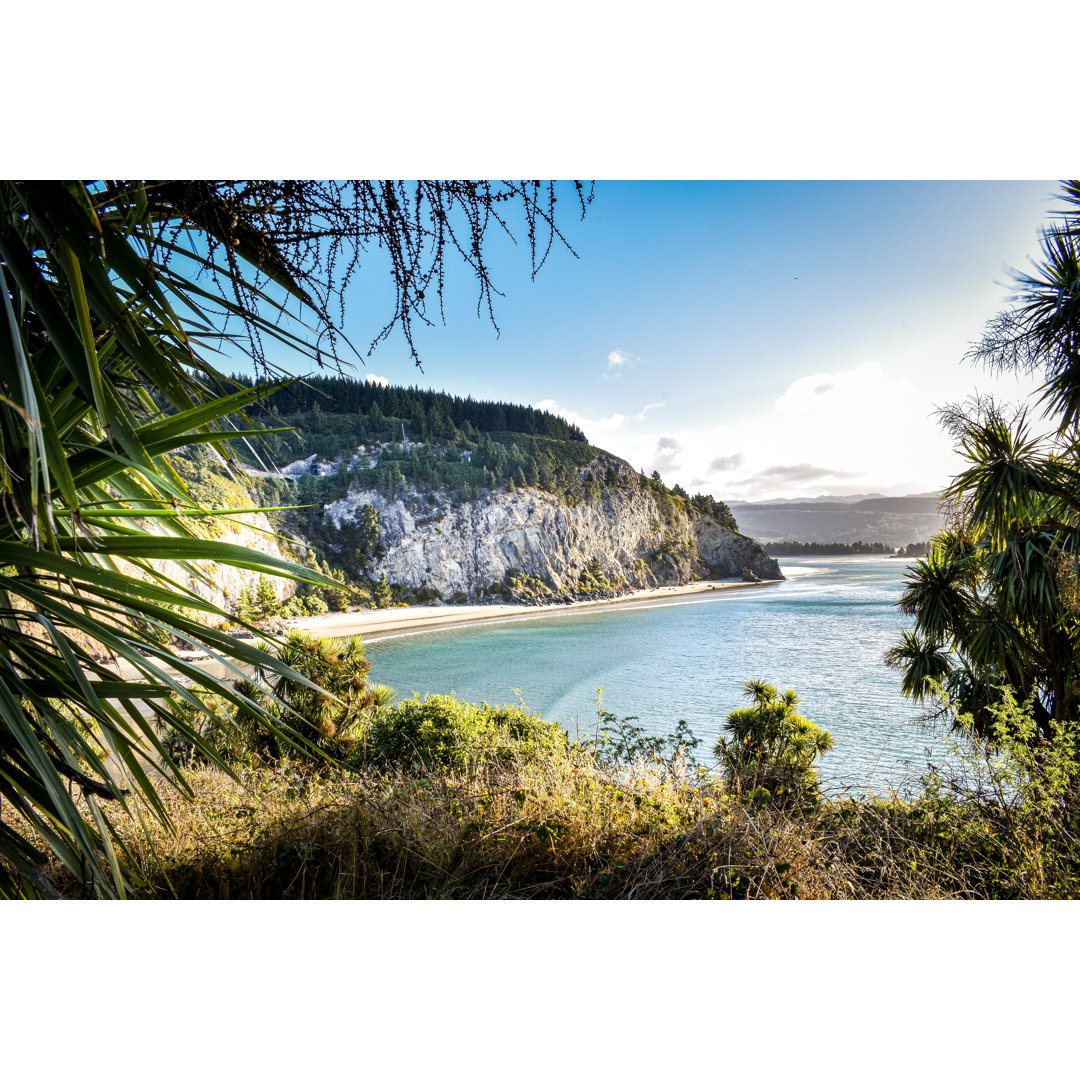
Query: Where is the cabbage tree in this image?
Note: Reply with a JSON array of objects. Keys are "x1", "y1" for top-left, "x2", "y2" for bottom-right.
[
  {"x1": 888, "y1": 181, "x2": 1080, "y2": 740},
  {"x1": 714, "y1": 680, "x2": 834, "y2": 801}
]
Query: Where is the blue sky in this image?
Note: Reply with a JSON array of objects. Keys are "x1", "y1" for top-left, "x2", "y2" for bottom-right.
[{"x1": 264, "y1": 180, "x2": 1060, "y2": 501}]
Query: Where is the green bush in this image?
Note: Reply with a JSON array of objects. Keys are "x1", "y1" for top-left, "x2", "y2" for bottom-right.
[
  {"x1": 164, "y1": 690, "x2": 275, "y2": 771},
  {"x1": 584, "y1": 710, "x2": 701, "y2": 778},
  {"x1": 304, "y1": 594, "x2": 330, "y2": 616},
  {"x1": 504, "y1": 568, "x2": 552, "y2": 602},
  {"x1": 166, "y1": 632, "x2": 381, "y2": 770},
  {"x1": 901, "y1": 687, "x2": 1080, "y2": 897},
  {"x1": 714, "y1": 680, "x2": 834, "y2": 805},
  {"x1": 278, "y1": 595, "x2": 306, "y2": 619},
  {"x1": 348, "y1": 694, "x2": 566, "y2": 772}
]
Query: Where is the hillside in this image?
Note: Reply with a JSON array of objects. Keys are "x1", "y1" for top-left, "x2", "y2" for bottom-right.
[
  {"x1": 727, "y1": 494, "x2": 944, "y2": 548},
  {"x1": 179, "y1": 377, "x2": 781, "y2": 612}
]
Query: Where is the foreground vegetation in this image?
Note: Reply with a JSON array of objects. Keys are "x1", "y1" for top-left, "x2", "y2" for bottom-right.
[
  {"x1": 7, "y1": 178, "x2": 1080, "y2": 900},
  {"x1": 14, "y1": 641, "x2": 1078, "y2": 900},
  {"x1": 0, "y1": 181, "x2": 599, "y2": 897}
]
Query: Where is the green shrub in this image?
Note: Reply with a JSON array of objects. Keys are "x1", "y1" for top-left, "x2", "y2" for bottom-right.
[
  {"x1": 304, "y1": 594, "x2": 329, "y2": 616},
  {"x1": 900, "y1": 687, "x2": 1080, "y2": 897},
  {"x1": 714, "y1": 680, "x2": 834, "y2": 805},
  {"x1": 349, "y1": 694, "x2": 566, "y2": 772},
  {"x1": 268, "y1": 632, "x2": 377, "y2": 749},
  {"x1": 278, "y1": 595, "x2": 306, "y2": 619},
  {"x1": 504, "y1": 568, "x2": 552, "y2": 601},
  {"x1": 584, "y1": 707, "x2": 702, "y2": 781},
  {"x1": 164, "y1": 690, "x2": 276, "y2": 771},
  {"x1": 166, "y1": 632, "x2": 381, "y2": 769}
]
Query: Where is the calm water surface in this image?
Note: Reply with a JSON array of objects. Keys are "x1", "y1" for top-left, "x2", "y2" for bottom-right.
[{"x1": 364, "y1": 557, "x2": 931, "y2": 793}]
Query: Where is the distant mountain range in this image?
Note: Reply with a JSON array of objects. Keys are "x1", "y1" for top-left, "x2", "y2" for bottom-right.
[{"x1": 727, "y1": 493, "x2": 945, "y2": 547}]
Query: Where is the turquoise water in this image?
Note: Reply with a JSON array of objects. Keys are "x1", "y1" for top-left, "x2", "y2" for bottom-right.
[{"x1": 364, "y1": 556, "x2": 931, "y2": 793}]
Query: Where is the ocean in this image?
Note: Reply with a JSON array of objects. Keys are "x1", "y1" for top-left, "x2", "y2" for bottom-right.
[{"x1": 363, "y1": 556, "x2": 937, "y2": 793}]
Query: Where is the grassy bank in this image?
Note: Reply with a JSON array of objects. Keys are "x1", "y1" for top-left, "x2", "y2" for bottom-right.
[{"x1": 25, "y1": 683, "x2": 1080, "y2": 900}]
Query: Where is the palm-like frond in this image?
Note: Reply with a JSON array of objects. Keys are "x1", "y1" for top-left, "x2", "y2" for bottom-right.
[
  {"x1": 0, "y1": 182, "x2": 346, "y2": 896},
  {"x1": 966, "y1": 182, "x2": 1080, "y2": 432},
  {"x1": 896, "y1": 547, "x2": 979, "y2": 646},
  {"x1": 884, "y1": 630, "x2": 954, "y2": 701},
  {"x1": 741, "y1": 678, "x2": 775, "y2": 706},
  {"x1": 940, "y1": 407, "x2": 1064, "y2": 548}
]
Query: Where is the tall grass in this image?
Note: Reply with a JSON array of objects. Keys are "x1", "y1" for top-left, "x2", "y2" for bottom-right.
[
  {"x1": 16, "y1": 686, "x2": 1080, "y2": 900},
  {"x1": 30, "y1": 748, "x2": 1078, "y2": 900}
]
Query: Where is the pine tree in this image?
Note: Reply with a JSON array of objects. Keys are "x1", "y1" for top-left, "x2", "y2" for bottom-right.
[
  {"x1": 373, "y1": 573, "x2": 393, "y2": 609},
  {"x1": 254, "y1": 576, "x2": 280, "y2": 622},
  {"x1": 235, "y1": 583, "x2": 256, "y2": 622}
]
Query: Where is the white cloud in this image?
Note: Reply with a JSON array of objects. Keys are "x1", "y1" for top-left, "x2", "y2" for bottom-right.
[
  {"x1": 774, "y1": 361, "x2": 909, "y2": 416},
  {"x1": 605, "y1": 348, "x2": 646, "y2": 377},
  {"x1": 534, "y1": 398, "x2": 628, "y2": 439},
  {"x1": 537, "y1": 358, "x2": 1043, "y2": 501},
  {"x1": 558, "y1": 362, "x2": 948, "y2": 501},
  {"x1": 687, "y1": 361, "x2": 952, "y2": 499},
  {"x1": 534, "y1": 397, "x2": 664, "y2": 444},
  {"x1": 364, "y1": 372, "x2": 390, "y2": 387}
]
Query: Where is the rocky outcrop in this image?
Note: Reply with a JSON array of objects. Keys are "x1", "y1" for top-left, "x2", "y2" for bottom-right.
[
  {"x1": 692, "y1": 519, "x2": 781, "y2": 580},
  {"x1": 323, "y1": 484, "x2": 782, "y2": 601}
]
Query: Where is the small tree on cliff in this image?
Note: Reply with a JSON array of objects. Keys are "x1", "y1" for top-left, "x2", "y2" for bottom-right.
[{"x1": 373, "y1": 573, "x2": 393, "y2": 609}]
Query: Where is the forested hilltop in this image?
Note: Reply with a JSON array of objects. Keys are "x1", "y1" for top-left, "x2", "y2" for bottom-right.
[
  {"x1": 238, "y1": 373, "x2": 589, "y2": 448},
  {"x1": 231, "y1": 373, "x2": 736, "y2": 530}
]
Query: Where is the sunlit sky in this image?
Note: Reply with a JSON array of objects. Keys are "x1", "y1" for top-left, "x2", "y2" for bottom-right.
[{"x1": 262, "y1": 179, "x2": 1060, "y2": 502}]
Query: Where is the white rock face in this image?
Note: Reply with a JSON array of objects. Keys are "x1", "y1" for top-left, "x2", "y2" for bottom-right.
[{"x1": 323, "y1": 485, "x2": 782, "y2": 599}]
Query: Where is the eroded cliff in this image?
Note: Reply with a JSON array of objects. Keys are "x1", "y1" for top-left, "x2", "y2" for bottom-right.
[{"x1": 322, "y1": 481, "x2": 782, "y2": 601}]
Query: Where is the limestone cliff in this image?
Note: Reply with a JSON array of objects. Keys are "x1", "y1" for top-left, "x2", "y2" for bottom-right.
[{"x1": 322, "y1": 481, "x2": 782, "y2": 601}]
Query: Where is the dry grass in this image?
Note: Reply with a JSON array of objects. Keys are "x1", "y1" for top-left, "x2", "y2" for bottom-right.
[
  {"x1": 10, "y1": 757, "x2": 952, "y2": 899},
  {"x1": 15, "y1": 729, "x2": 1080, "y2": 900}
]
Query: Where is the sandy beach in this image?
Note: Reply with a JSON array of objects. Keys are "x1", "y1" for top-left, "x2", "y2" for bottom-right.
[
  {"x1": 104, "y1": 577, "x2": 786, "y2": 695},
  {"x1": 276, "y1": 576, "x2": 782, "y2": 645}
]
